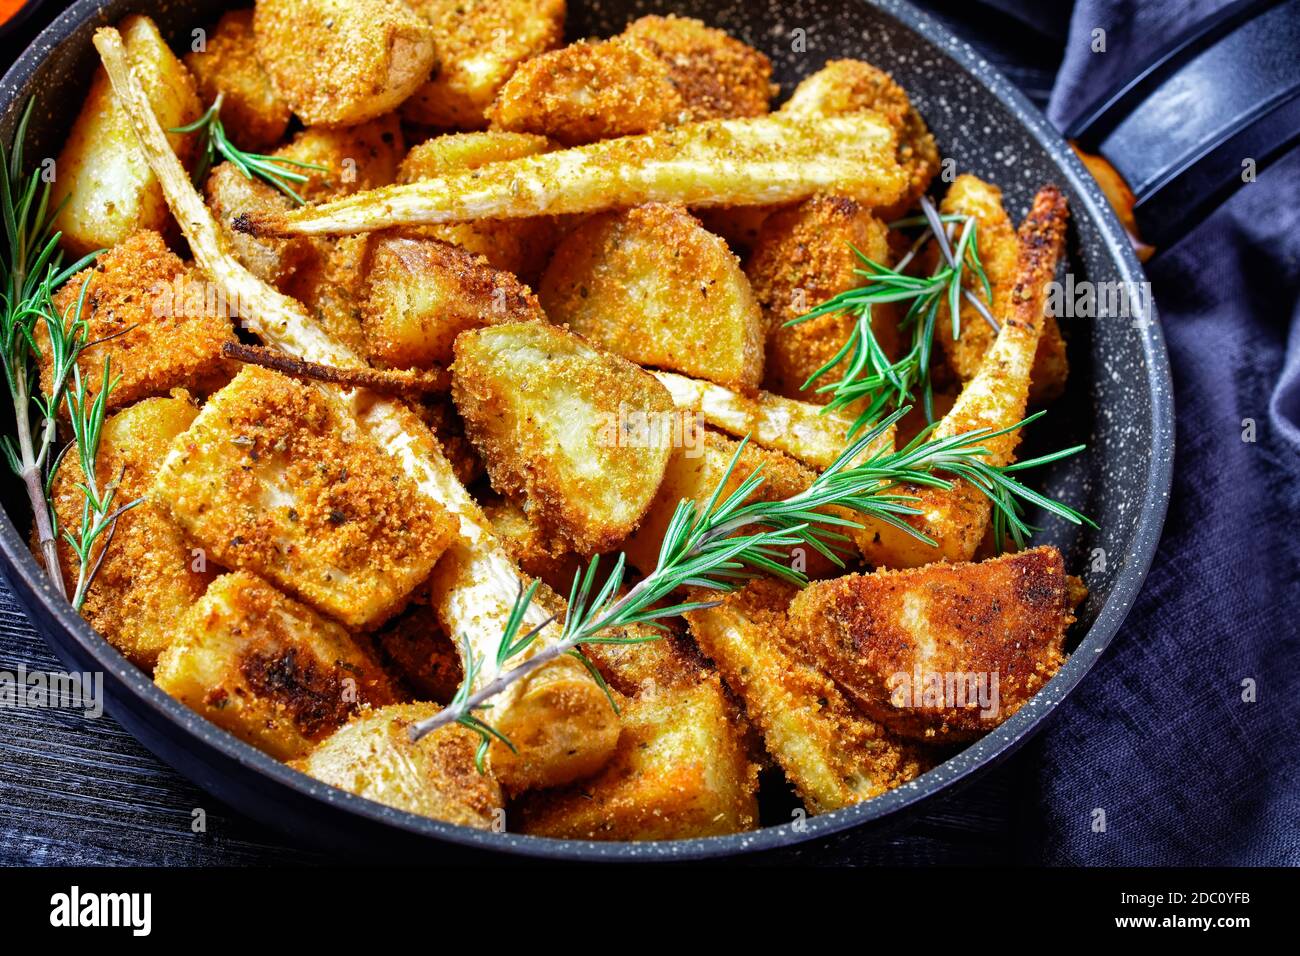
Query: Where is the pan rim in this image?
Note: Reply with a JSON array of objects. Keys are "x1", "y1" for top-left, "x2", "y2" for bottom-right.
[{"x1": 0, "y1": 0, "x2": 1175, "y2": 862}]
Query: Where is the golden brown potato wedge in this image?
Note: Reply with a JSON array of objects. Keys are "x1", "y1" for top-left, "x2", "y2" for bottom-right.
[
  {"x1": 621, "y1": 14, "x2": 775, "y2": 121},
  {"x1": 253, "y1": 0, "x2": 436, "y2": 126},
  {"x1": 240, "y1": 112, "x2": 908, "y2": 237},
  {"x1": 853, "y1": 186, "x2": 1069, "y2": 568},
  {"x1": 517, "y1": 676, "x2": 759, "y2": 840},
  {"x1": 789, "y1": 547, "x2": 1077, "y2": 741},
  {"x1": 184, "y1": 9, "x2": 289, "y2": 150},
  {"x1": 452, "y1": 322, "x2": 676, "y2": 553},
  {"x1": 46, "y1": 396, "x2": 213, "y2": 670},
  {"x1": 361, "y1": 235, "x2": 544, "y2": 369},
  {"x1": 484, "y1": 498, "x2": 583, "y2": 597},
  {"x1": 686, "y1": 579, "x2": 927, "y2": 814},
  {"x1": 151, "y1": 366, "x2": 456, "y2": 628},
  {"x1": 402, "y1": 0, "x2": 566, "y2": 129},
  {"x1": 935, "y1": 174, "x2": 1069, "y2": 406},
  {"x1": 51, "y1": 14, "x2": 202, "y2": 257},
  {"x1": 780, "y1": 58, "x2": 938, "y2": 218},
  {"x1": 155, "y1": 571, "x2": 399, "y2": 759},
  {"x1": 745, "y1": 195, "x2": 896, "y2": 402},
  {"x1": 540, "y1": 203, "x2": 765, "y2": 391},
  {"x1": 282, "y1": 234, "x2": 373, "y2": 357},
  {"x1": 44, "y1": 230, "x2": 235, "y2": 411},
  {"x1": 293, "y1": 703, "x2": 504, "y2": 828},
  {"x1": 488, "y1": 38, "x2": 684, "y2": 145},
  {"x1": 205, "y1": 162, "x2": 313, "y2": 289}
]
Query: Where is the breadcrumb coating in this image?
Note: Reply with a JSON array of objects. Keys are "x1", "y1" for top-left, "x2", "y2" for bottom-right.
[
  {"x1": 789, "y1": 547, "x2": 1078, "y2": 741},
  {"x1": 184, "y1": 10, "x2": 289, "y2": 150},
  {"x1": 489, "y1": 38, "x2": 685, "y2": 146},
  {"x1": 155, "y1": 571, "x2": 399, "y2": 759},
  {"x1": 686, "y1": 579, "x2": 928, "y2": 814},
  {"x1": 622, "y1": 15, "x2": 776, "y2": 121},
  {"x1": 540, "y1": 202, "x2": 765, "y2": 391},
  {"x1": 293, "y1": 702, "x2": 504, "y2": 827},
  {"x1": 45, "y1": 230, "x2": 235, "y2": 411},
  {"x1": 253, "y1": 0, "x2": 436, "y2": 126},
  {"x1": 45, "y1": 395, "x2": 212, "y2": 670},
  {"x1": 150, "y1": 366, "x2": 455, "y2": 628},
  {"x1": 745, "y1": 195, "x2": 896, "y2": 401},
  {"x1": 403, "y1": 0, "x2": 566, "y2": 128}
]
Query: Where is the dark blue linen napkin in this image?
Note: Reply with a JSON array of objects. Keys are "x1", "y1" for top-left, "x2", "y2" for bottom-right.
[{"x1": 929, "y1": 0, "x2": 1300, "y2": 865}]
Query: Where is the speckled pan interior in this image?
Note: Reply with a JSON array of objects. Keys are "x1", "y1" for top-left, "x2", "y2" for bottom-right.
[{"x1": 0, "y1": 0, "x2": 1172, "y2": 861}]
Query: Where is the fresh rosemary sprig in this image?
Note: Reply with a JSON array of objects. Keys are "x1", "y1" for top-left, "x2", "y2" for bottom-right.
[
  {"x1": 172, "y1": 95, "x2": 326, "y2": 205},
  {"x1": 1, "y1": 99, "x2": 139, "y2": 608},
  {"x1": 411, "y1": 406, "x2": 1094, "y2": 751},
  {"x1": 786, "y1": 197, "x2": 997, "y2": 436}
]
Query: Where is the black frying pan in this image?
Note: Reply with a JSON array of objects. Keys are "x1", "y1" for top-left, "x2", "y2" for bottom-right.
[{"x1": 0, "y1": 0, "x2": 1193, "y2": 862}]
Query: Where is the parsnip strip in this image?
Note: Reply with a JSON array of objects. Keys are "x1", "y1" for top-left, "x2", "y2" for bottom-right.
[
  {"x1": 221, "y1": 342, "x2": 449, "y2": 395},
  {"x1": 651, "y1": 371, "x2": 893, "y2": 470},
  {"x1": 93, "y1": 27, "x2": 618, "y2": 791},
  {"x1": 238, "y1": 112, "x2": 907, "y2": 237}
]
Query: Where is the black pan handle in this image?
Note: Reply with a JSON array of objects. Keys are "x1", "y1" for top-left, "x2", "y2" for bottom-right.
[{"x1": 1064, "y1": 0, "x2": 1300, "y2": 249}]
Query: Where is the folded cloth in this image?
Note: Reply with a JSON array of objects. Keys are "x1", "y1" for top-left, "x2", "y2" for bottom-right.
[{"x1": 940, "y1": 0, "x2": 1300, "y2": 865}]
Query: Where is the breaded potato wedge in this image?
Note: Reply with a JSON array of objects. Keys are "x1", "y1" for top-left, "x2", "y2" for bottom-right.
[
  {"x1": 692, "y1": 204, "x2": 776, "y2": 255},
  {"x1": 51, "y1": 14, "x2": 202, "y2": 257},
  {"x1": 453, "y1": 322, "x2": 675, "y2": 552},
  {"x1": 402, "y1": 0, "x2": 566, "y2": 129},
  {"x1": 44, "y1": 230, "x2": 235, "y2": 410},
  {"x1": 371, "y1": 605, "x2": 463, "y2": 703},
  {"x1": 781, "y1": 59, "x2": 938, "y2": 218},
  {"x1": 242, "y1": 112, "x2": 908, "y2": 237},
  {"x1": 293, "y1": 703, "x2": 504, "y2": 827},
  {"x1": 853, "y1": 186, "x2": 1069, "y2": 568},
  {"x1": 361, "y1": 235, "x2": 543, "y2": 369},
  {"x1": 253, "y1": 0, "x2": 435, "y2": 126},
  {"x1": 96, "y1": 25, "x2": 619, "y2": 793},
  {"x1": 935, "y1": 174, "x2": 1069, "y2": 406},
  {"x1": 484, "y1": 498, "x2": 582, "y2": 596},
  {"x1": 205, "y1": 162, "x2": 313, "y2": 289},
  {"x1": 518, "y1": 676, "x2": 759, "y2": 840},
  {"x1": 398, "y1": 131, "x2": 557, "y2": 278},
  {"x1": 540, "y1": 203, "x2": 765, "y2": 391},
  {"x1": 686, "y1": 580, "x2": 926, "y2": 814},
  {"x1": 151, "y1": 366, "x2": 456, "y2": 628},
  {"x1": 283, "y1": 234, "x2": 373, "y2": 357},
  {"x1": 47, "y1": 396, "x2": 212, "y2": 670},
  {"x1": 488, "y1": 38, "x2": 684, "y2": 146},
  {"x1": 624, "y1": 430, "x2": 846, "y2": 580},
  {"x1": 184, "y1": 10, "x2": 289, "y2": 150},
  {"x1": 155, "y1": 571, "x2": 399, "y2": 759},
  {"x1": 621, "y1": 14, "x2": 775, "y2": 121},
  {"x1": 272, "y1": 116, "x2": 405, "y2": 205},
  {"x1": 746, "y1": 195, "x2": 896, "y2": 402},
  {"x1": 789, "y1": 547, "x2": 1077, "y2": 741},
  {"x1": 652, "y1": 371, "x2": 891, "y2": 470}
]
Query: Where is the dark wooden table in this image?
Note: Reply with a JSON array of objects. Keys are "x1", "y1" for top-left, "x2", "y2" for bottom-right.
[{"x1": 0, "y1": 0, "x2": 1060, "y2": 867}]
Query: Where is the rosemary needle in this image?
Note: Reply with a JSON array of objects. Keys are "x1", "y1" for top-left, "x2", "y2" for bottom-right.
[{"x1": 172, "y1": 95, "x2": 327, "y2": 205}]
